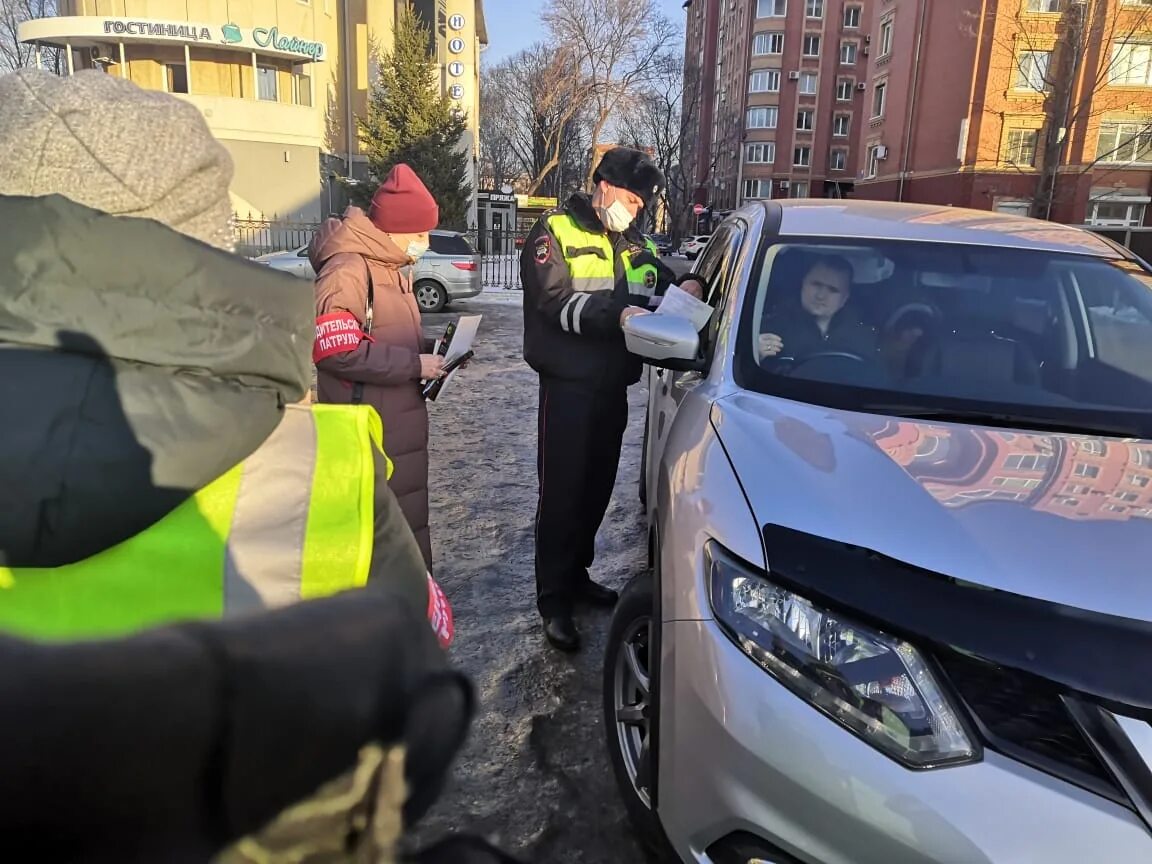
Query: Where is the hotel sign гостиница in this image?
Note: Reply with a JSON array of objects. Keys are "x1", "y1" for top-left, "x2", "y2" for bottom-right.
[{"x1": 95, "y1": 17, "x2": 326, "y2": 61}]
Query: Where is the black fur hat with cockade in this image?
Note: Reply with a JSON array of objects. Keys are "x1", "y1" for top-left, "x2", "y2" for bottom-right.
[{"x1": 592, "y1": 147, "x2": 667, "y2": 210}]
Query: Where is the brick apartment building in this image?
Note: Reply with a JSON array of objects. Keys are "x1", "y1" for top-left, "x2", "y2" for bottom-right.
[
  {"x1": 682, "y1": 0, "x2": 875, "y2": 229},
  {"x1": 853, "y1": 0, "x2": 1152, "y2": 227}
]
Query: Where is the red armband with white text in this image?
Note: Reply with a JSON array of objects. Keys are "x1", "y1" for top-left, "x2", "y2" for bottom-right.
[
  {"x1": 427, "y1": 574, "x2": 455, "y2": 648},
  {"x1": 314, "y1": 311, "x2": 373, "y2": 363}
]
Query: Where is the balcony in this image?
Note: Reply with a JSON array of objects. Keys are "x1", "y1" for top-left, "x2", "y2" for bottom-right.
[{"x1": 178, "y1": 94, "x2": 323, "y2": 149}]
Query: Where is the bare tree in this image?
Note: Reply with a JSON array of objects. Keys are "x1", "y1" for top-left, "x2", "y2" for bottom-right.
[
  {"x1": 543, "y1": 0, "x2": 677, "y2": 190},
  {"x1": 975, "y1": 0, "x2": 1152, "y2": 220},
  {"x1": 0, "y1": 0, "x2": 59, "y2": 72},
  {"x1": 617, "y1": 53, "x2": 691, "y2": 235},
  {"x1": 478, "y1": 61, "x2": 517, "y2": 190},
  {"x1": 482, "y1": 43, "x2": 597, "y2": 195}
]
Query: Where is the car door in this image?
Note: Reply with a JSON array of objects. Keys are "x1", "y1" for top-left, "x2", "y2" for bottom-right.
[{"x1": 643, "y1": 222, "x2": 746, "y2": 507}]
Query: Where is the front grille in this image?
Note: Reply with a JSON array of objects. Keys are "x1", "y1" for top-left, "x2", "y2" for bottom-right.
[{"x1": 936, "y1": 652, "x2": 1126, "y2": 805}]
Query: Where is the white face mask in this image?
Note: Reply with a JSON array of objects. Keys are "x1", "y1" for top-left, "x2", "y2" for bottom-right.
[
  {"x1": 596, "y1": 197, "x2": 636, "y2": 233},
  {"x1": 405, "y1": 241, "x2": 429, "y2": 260}
]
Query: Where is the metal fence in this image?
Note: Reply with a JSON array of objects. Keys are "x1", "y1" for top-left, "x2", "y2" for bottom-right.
[
  {"x1": 233, "y1": 217, "x2": 525, "y2": 290},
  {"x1": 234, "y1": 216, "x2": 321, "y2": 259}
]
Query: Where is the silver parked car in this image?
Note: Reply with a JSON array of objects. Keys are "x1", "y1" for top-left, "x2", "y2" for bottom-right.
[
  {"x1": 607, "y1": 199, "x2": 1152, "y2": 863},
  {"x1": 252, "y1": 229, "x2": 481, "y2": 312}
]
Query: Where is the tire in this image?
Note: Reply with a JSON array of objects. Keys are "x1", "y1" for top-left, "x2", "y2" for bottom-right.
[
  {"x1": 603, "y1": 572, "x2": 675, "y2": 860},
  {"x1": 414, "y1": 280, "x2": 447, "y2": 313}
]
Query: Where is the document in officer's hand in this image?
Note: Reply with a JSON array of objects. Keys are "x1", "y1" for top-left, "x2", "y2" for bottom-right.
[
  {"x1": 423, "y1": 314, "x2": 481, "y2": 401},
  {"x1": 656, "y1": 284, "x2": 713, "y2": 331}
]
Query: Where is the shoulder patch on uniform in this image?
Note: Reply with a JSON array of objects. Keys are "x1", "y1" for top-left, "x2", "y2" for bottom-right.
[{"x1": 534, "y1": 236, "x2": 551, "y2": 264}]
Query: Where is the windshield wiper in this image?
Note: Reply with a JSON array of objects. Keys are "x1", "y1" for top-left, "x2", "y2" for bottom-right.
[{"x1": 858, "y1": 404, "x2": 1141, "y2": 439}]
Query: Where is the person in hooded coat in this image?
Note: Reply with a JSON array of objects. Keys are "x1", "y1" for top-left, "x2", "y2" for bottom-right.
[
  {"x1": 310, "y1": 166, "x2": 445, "y2": 571},
  {"x1": 0, "y1": 69, "x2": 505, "y2": 863}
]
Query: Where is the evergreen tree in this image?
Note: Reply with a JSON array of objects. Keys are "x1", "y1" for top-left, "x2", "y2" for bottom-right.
[{"x1": 354, "y1": 6, "x2": 472, "y2": 228}]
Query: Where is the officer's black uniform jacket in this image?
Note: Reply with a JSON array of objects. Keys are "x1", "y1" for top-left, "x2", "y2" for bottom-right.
[{"x1": 520, "y1": 193, "x2": 689, "y2": 388}]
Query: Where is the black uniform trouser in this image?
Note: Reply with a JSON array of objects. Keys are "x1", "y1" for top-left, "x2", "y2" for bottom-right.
[{"x1": 534, "y1": 376, "x2": 630, "y2": 618}]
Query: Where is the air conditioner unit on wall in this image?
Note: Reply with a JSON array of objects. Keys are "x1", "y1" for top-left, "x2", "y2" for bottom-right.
[
  {"x1": 789, "y1": 71, "x2": 801, "y2": 80},
  {"x1": 876, "y1": 145, "x2": 889, "y2": 159},
  {"x1": 856, "y1": 82, "x2": 867, "y2": 91},
  {"x1": 779, "y1": 180, "x2": 791, "y2": 189}
]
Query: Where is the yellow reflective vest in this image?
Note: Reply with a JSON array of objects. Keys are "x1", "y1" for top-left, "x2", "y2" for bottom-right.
[
  {"x1": 545, "y1": 211, "x2": 661, "y2": 314},
  {"x1": 0, "y1": 404, "x2": 387, "y2": 641}
]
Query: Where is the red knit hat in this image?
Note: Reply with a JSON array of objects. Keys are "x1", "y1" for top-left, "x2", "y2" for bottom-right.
[{"x1": 368, "y1": 164, "x2": 439, "y2": 232}]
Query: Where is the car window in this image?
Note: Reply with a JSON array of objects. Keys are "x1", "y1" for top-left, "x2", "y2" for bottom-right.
[
  {"x1": 297, "y1": 247, "x2": 309, "y2": 257},
  {"x1": 733, "y1": 239, "x2": 1152, "y2": 437},
  {"x1": 695, "y1": 224, "x2": 744, "y2": 357},
  {"x1": 429, "y1": 233, "x2": 474, "y2": 255}
]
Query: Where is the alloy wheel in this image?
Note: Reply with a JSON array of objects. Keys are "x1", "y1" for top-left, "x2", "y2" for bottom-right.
[{"x1": 613, "y1": 616, "x2": 653, "y2": 809}]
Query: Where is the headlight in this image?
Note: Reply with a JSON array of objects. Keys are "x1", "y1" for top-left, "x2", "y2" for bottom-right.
[{"x1": 706, "y1": 542, "x2": 977, "y2": 768}]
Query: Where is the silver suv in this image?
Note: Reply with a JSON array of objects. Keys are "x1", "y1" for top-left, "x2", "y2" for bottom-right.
[
  {"x1": 608, "y1": 199, "x2": 1152, "y2": 863},
  {"x1": 253, "y1": 229, "x2": 481, "y2": 313}
]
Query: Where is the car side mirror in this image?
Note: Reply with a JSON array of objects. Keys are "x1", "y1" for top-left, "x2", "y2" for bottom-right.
[{"x1": 623, "y1": 314, "x2": 703, "y2": 372}]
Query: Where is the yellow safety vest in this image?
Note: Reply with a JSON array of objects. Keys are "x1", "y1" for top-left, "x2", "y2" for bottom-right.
[
  {"x1": 0, "y1": 404, "x2": 388, "y2": 641},
  {"x1": 546, "y1": 212, "x2": 660, "y2": 301}
]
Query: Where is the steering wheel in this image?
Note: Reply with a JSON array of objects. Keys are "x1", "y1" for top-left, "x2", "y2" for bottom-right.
[{"x1": 788, "y1": 350, "x2": 867, "y2": 369}]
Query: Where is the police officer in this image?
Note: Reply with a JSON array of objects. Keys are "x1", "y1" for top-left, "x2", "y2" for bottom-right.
[{"x1": 521, "y1": 146, "x2": 706, "y2": 652}]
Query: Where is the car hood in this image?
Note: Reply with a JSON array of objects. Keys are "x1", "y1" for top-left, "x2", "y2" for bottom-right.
[{"x1": 711, "y1": 392, "x2": 1152, "y2": 621}]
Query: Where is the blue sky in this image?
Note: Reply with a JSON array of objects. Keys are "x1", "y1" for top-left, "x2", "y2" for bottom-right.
[{"x1": 482, "y1": 0, "x2": 689, "y2": 64}]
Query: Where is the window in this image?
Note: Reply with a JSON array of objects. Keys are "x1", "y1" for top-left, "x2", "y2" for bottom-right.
[
  {"x1": 1005, "y1": 454, "x2": 1051, "y2": 471},
  {"x1": 806, "y1": 0, "x2": 824, "y2": 17},
  {"x1": 844, "y1": 5, "x2": 861, "y2": 27},
  {"x1": 837, "y1": 77, "x2": 855, "y2": 100},
  {"x1": 1135, "y1": 447, "x2": 1152, "y2": 468},
  {"x1": 746, "y1": 142, "x2": 777, "y2": 163},
  {"x1": 879, "y1": 19, "x2": 894, "y2": 56},
  {"x1": 1014, "y1": 50, "x2": 1051, "y2": 91},
  {"x1": 799, "y1": 71, "x2": 818, "y2": 94},
  {"x1": 841, "y1": 41, "x2": 858, "y2": 64},
  {"x1": 1005, "y1": 128, "x2": 1038, "y2": 165},
  {"x1": 257, "y1": 65, "x2": 279, "y2": 101},
  {"x1": 833, "y1": 114, "x2": 851, "y2": 136},
  {"x1": 1089, "y1": 200, "x2": 1147, "y2": 227},
  {"x1": 1081, "y1": 440, "x2": 1106, "y2": 456},
  {"x1": 866, "y1": 144, "x2": 882, "y2": 177},
  {"x1": 165, "y1": 63, "x2": 188, "y2": 94},
  {"x1": 794, "y1": 145, "x2": 812, "y2": 166},
  {"x1": 1131, "y1": 474, "x2": 1150, "y2": 487},
  {"x1": 1096, "y1": 121, "x2": 1152, "y2": 163},
  {"x1": 1074, "y1": 463, "x2": 1101, "y2": 479},
  {"x1": 790, "y1": 181, "x2": 810, "y2": 198},
  {"x1": 1064, "y1": 483, "x2": 1091, "y2": 495},
  {"x1": 797, "y1": 109, "x2": 814, "y2": 130},
  {"x1": 993, "y1": 476, "x2": 1041, "y2": 489},
  {"x1": 1025, "y1": 0, "x2": 1063, "y2": 9},
  {"x1": 1112, "y1": 42, "x2": 1152, "y2": 86},
  {"x1": 748, "y1": 106, "x2": 779, "y2": 128},
  {"x1": 830, "y1": 149, "x2": 847, "y2": 170},
  {"x1": 292, "y1": 68, "x2": 312, "y2": 107},
  {"x1": 1116, "y1": 491, "x2": 1141, "y2": 503},
  {"x1": 750, "y1": 70, "x2": 781, "y2": 92},
  {"x1": 994, "y1": 199, "x2": 1033, "y2": 216},
  {"x1": 743, "y1": 178, "x2": 773, "y2": 199},
  {"x1": 753, "y1": 32, "x2": 785, "y2": 55},
  {"x1": 872, "y1": 81, "x2": 887, "y2": 118},
  {"x1": 758, "y1": 0, "x2": 787, "y2": 17},
  {"x1": 429, "y1": 233, "x2": 475, "y2": 255},
  {"x1": 803, "y1": 34, "x2": 821, "y2": 57}
]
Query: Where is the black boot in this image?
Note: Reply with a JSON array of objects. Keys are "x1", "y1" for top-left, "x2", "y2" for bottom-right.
[
  {"x1": 576, "y1": 580, "x2": 619, "y2": 609},
  {"x1": 543, "y1": 615, "x2": 580, "y2": 652}
]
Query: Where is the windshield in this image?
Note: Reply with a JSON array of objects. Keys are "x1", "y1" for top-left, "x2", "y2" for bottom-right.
[{"x1": 733, "y1": 239, "x2": 1152, "y2": 437}]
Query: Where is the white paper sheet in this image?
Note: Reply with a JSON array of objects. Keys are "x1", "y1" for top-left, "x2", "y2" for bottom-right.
[
  {"x1": 655, "y1": 284, "x2": 713, "y2": 331},
  {"x1": 430, "y1": 314, "x2": 482, "y2": 397}
]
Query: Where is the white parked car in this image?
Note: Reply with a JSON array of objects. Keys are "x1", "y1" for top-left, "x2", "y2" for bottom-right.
[
  {"x1": 678, "y1": 234, "x2": 711, "y2": 260},
  {"x1": 252, "y1": 229, "x2": 481, "y2": 313}
]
